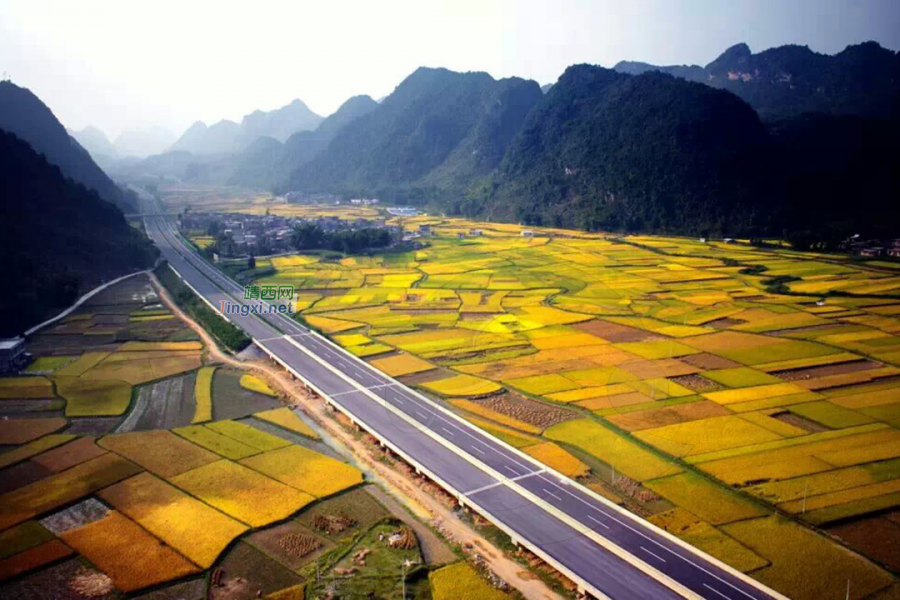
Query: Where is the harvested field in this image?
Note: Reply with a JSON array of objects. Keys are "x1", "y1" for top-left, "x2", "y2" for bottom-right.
[
  {"x1": 450, "y1": 399, "x2": 542, "y2": 434},
  {"x1": 0, "y1": 453, "x2": 141, "y2": 530},
  {"x1": 0, "y1": 558, "x2": 114, "y2": 600},
  {"x1": 828, "y1": 516, "x2": 900, "y2": 571},
  {"x1": 296, "y1": 487, "x2": 389, "y2": 541},
  {"x1": 211, "y1": 542, "x2": 304, "y2": 600},
  {"x1": 0, "y1": 461, "x2": 53, "y2": 495},
  {"x1": 117, "y1": 373, "x2": 196, "y2": 432},
  {"x1": 472, "y1": 392, "x2": 577, "y2": 429},
  {"x1": 0, "y1": 434, "x2": 76, "y2": 469},
  {"x1": 30, "y1": 437, "x2": 107, "y2": 473},
  {"x1": 211, "y1": 370, "x2": 281, "y2": 421},
  {"x1": 39, "y1": 498, "x2": 110, "y2": 535},
  {"x1": 0, "y1": 539, "x2": 74, "y2": 582},
  {"x1": 245, "y1": 521, "x2": 331, "y2": 570},
  {"x1": 606, "y1": 400, "x2": 731, "y2": 432}
]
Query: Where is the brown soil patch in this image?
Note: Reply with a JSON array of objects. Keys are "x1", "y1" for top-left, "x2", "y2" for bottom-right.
[
  {"x1": 31, "y1": 437, "x2": 107, "y2": 474},
  {"x1": 474, "y1": 392, "x2": 577, "y2": 429},
  {"x1": 606, "y1": 400, "x2": 731, "y2": 432},
  {"x1": 670, "y1": 374, "x2": 723, "y2": 393},
  {"x1": 772, "y1": 411, "x2": 829, "y2": 433},
  {"x1": 681, "y1": 352, "x2": 742, "y2": 370},
  {"x1": 828, "y1": 516, "x2": 900, "y2": 571},
  {"x1": 210, "y1": 543, "x2": 303, "y2": 600},
  {"x1": 574, "y1": 319, "x2": 657, "y2": 342},
  {"x1": 0, "y1": 461, "x2": 53, "y2": 495},
  {"x1": 775, "y1": 360, "x2": 882, "y2": 381},
  {"x1": 706, "y1": 317, "x2": 747, "y2": 329},
  {"x1": 245, "y1": 521, "x2": 329, "y2": 571}
]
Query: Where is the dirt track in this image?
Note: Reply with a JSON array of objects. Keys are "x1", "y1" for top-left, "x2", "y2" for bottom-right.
[{"x1": 150, "y1": 272, "x2": 563, "y2": 600}]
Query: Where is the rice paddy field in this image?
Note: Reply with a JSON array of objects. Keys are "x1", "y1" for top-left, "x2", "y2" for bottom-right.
[
  {"x1": 0, "y1": 273, "x2": 391, "y2": 598},
  {"x1": 242, "y1": 208, "x2": 900, "y2": 599}
]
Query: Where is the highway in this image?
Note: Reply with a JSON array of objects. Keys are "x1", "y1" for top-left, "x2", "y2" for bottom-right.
[{"x1": 142, "y1": 201, "x2": 785, "y2": 600}]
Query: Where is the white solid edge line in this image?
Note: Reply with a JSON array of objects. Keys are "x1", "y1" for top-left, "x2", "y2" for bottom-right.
[
  {"x1": 149, "y1": 207, "x2": 783, "y2": 600},
  {"x1": 253, "y1": 337, "x2": 615, "y2": 600},
  {"x1": 282, "y1": 334, "x2": 701, "y2": 600}
]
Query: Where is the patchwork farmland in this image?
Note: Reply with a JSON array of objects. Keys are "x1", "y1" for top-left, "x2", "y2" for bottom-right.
[
  {"x1": 0, "y1": 273, "x2": 473, "y2": 599},
  {"x1": 221, "y1": 206, "x2": 900, "y2": 600}
]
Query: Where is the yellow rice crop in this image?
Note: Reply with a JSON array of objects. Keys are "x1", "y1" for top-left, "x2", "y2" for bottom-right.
[
  {"x1": 703, "y1": 382, "x2": 811, "y2": 405},
  {"x1": 635, "y1": 415, "x2": 784, "y2": 457},
  {"x1": 0, "y1": 376, "x2": 54, "y2": 399},
  {"x1": 172, "y1": 425, "x2": 259, "y2": 460},
  {"x1": 192, "y1": 366, "x2": 215, "y2": 423},
  {"x1": 0, "y1": 453, "x2": 141, "y2": 530},
  {"x1": 52, "y1": 352, "x2": 110, "y2": 377},
  {"x1": 99, "y1": 472, "x2": 248, "y2": 568},
  {"x1": 205, "y1": 420, "x2": 292, "y2": 452},
  {"x1": 430, "y1": 562, "x2": 509, "y2": 600},
  {"x1": 423, "y1": 374, "x2": 502, "y2": 397},
  {"x1": 170, "y1": 460, "x2": 314, "y2": 527},
  {"x1": 721, "y1": 516, "x2": 893, "y2": 600},
  {"x1": 645, "y1": 472, "x2": 767, "y2": 525},
  {"x1": 544, "y1": 419, "x2": 680, "y2": 482},
  {"x1": 369, "y1": 353, "x2": 434, "y2": 377},
  {"x1": 99, "y1": 430, "x2": 219, "y2": 478},
  {"x1": 523, "y1": 442, "x2": 589, "y2": 477},
  {"x1": 648, "y1": 508, "x2": 768, "y2": 573},
  {"x1": 505, "y1": 373, "x2": 581, "y2": 396},
  {"x1": 60, "y1": 510, "x2": 199, "y2": 591},
  {"x1": 254, "y1": 407, "x2": 320, "y2": 439},
  {"x1": 54, "y1": 377, "x2": 132, "y2": 417},
  {"x1": 240, "y1": 445, "x2": 362, "y2": 498},
  {"x1": 118, "y1": 341, "x2": 203, "y2": 351},
  {"x1": 239, "y1": 374, "x2": 278, "y2": 397}
]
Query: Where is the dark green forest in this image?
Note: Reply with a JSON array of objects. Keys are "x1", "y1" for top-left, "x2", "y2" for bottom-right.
[{"x1": 0, "y1": 130, "x2": 157, "y2": 336}]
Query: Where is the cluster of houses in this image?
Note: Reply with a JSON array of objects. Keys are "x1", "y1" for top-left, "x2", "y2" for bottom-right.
[
  {"x1": 180, "y1": 212, "x2": 398, "y2": 257},
  {"x1": 841, "y1": 235, "x2": 900, "y2": 258}
]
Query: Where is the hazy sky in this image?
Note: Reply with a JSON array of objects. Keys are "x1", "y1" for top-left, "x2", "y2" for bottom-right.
[{"x1": 2, "y1": 0, "x2": 898, "y2": 140}]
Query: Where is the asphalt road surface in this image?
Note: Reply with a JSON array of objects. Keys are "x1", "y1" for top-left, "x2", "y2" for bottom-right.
[{"x1": 143, "y1": 203, "x2": 781, "y2": 600}]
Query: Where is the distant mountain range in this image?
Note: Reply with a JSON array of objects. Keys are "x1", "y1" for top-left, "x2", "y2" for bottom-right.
[
  {"x1": 274, "y1": 43, "x2": 898, "y2": 240},
  {"x1": 283, "y1": 67, "x2": 543, "y2": 203},
  {"x1": 614, "y1": 41, "x2": 900, "y2": 120},
  {"x1": 0, "y1": 129, "x2": 156, "y2": 335},
  {"x1": 0, "y1": 81, "x2": 137, "y2": 212},
  {"x1": 169, "y1": 98, "x2": 323, "y2": 155},
  {"x1": 65, "y1": 40, "x2": 898, "y2": 244},
  {"x1": 70, "y1": 125, "x2": 175, "y2": 169}
]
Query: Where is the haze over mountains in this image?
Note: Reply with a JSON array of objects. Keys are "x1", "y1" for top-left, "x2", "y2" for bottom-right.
[
  {"x1": 0, "y1": 128, "x2": 156, "y2": 336},
  {"x1": 0, "y1": 81, "x2": 137, "y2": 213},
  {"x1": 0, "y1": 38, "x2": 897, "y2": 333},
  {"x1": 97, "y1": 40, "x2": 899, "y2": 242},
  {"x1": 169, "y1": 98, "x2": 323, "y2": 155}
]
